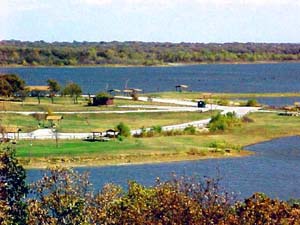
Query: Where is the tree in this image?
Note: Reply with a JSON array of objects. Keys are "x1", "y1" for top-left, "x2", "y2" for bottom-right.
[
  {"x1": 0, "y1": 77, "x2": 12, "y2": 97},
  {"x1": 28, "y1": 167, "x2": 92, "y2": 224},
  {"x1": 62, "y1": 82, "x2": 82, "y2": 104},
  {"x1": 0, "y1": 147, "x2": 28, "y2": 224},
  {"x1": 1, "y1": 74, "x2": 25, "y2": 97},
  {"x1": 47, "y1": 79, "x2": 61, "y2": 104},
  {"x1": 116, "y1": 122, "x2": 131, "y2": 137}
]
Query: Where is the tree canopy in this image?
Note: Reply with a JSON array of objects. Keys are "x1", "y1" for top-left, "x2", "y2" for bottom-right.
[
  {"x1": 0, "y1": 74, "x2": 25, "y2": 97},
  {"x1": 1, "y1": 40, "x2": 300, "y2": 66}
]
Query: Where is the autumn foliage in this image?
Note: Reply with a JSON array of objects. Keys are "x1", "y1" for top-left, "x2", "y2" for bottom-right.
[{"x1": 1, "y1": 147, "x2": 300, "y2": 224}]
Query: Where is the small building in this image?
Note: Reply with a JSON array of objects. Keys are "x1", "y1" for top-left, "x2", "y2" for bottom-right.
[
  {"x1": 1, "y1": 126, "x2": 21, "y2": 140},
  {"x1": 26, "y1": 85, "x2": 50, "y2": 97},
  {"x1": 175, "y1": 85, "x2": 188, "y2": 92},
  {"x1": 46, "y1": 115, "x2": 63, "y2": 127},
  {"x1": 105, "y1": 129, "x2": 118, "y2": 138},
  {"x1": 91, "y1": 96, "x2": 114, "y2": 106}
]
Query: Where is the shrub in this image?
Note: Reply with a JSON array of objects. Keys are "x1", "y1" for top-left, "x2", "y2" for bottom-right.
[
  {"x1": 217, "y1": 99, "x2": 230, "y2": 106},
  {"x1": 184, "y1": 125, "x2": 196, "y2": 134},
  {"x1": 151, "y1": 125, "x2": 162, "y2": 134},
  {"x1": 246, "y1": 99, "x2": 259, "y2": 107},
  {"x1": 116, "y1": 122, "x2": 131, "y2": 137},
  {"x1": 208, "y1": 112, "x2": 241, "y2": 132}
]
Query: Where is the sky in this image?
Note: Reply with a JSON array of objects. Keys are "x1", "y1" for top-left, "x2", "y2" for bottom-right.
[{"x1": 0, "y1": 0, "x2": 300, "y2": 43}]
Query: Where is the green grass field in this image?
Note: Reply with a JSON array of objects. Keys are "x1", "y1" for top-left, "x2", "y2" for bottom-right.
[
  {"x1": 12, "y1": 112, "x2": 300, "y2": 168},
  {"x1": 0, "y1": 96, "x2": 174, "y2": 112},
  {"x1": 0, "y1": 111, "x2": 218, "y2": 132}
]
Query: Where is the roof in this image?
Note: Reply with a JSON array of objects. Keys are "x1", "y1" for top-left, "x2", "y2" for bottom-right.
[
  {"x1": 130, "y1": 88, "x2": 143, "y2": 92},
  {"x1": 3, "y1": 127, "x2": 21, "y2": 133},
  {"x1": 176, "y1": 85, "x2": 188, "y2": 88},
  {"x1": 26, "y1": 85, "x2": 50, "y2": 91},
  {"x1": 108, "y1": 89, "x2": 121, "y2": 92},
  {"x1": 46, "y1": 115, "x2": 63, "y2": 120},
  {"x1": 123, "y1": 89, "x2": 133, "y2": 93}
]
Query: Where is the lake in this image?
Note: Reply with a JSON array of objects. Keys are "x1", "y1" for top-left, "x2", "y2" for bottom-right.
[
  {"x1": 27, "y1": 136, "x2": 300, "y2": 200},
  {"x1": 1, "y1": 63, "x2": 300, "y2": 94}
]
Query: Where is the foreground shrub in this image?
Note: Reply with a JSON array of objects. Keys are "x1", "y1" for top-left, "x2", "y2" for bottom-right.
[
  {"x1": 27, "y1": 167, "x2": 92, "y2": 224},
  {"x1": 1, "y1": 149, "x2": 300, "y2": 224},
  {"x1": 0, "y1": 147, "x2": 28, "y2": 225}
]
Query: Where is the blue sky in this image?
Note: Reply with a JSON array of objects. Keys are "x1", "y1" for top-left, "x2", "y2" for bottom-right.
[{"x1": 1, "y1": 0, "x2": 300, "y2": 43}]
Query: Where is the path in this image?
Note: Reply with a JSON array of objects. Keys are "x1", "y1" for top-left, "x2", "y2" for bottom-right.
[{"x1": 4, "y1": 96, "x2": 261, "y2": 140}]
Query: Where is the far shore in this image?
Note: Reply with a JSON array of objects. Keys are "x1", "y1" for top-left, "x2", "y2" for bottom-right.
[{"x1": 1, "y1": 60, "x2": 300, "y2": 68}]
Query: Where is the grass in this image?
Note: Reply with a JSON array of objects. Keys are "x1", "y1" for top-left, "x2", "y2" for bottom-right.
[
  {"x1": 12, "y1": 112, "x2": 300, "y2": 168},
  {"x1": 0, "y1": 111, "x2": 218, "y2": 132},
  {"x1": 146, "y1": 91, "x2": 300, "y2": 100},
  {"x1": 0, "y1": 96, "x2": 174, "y2": 112}
]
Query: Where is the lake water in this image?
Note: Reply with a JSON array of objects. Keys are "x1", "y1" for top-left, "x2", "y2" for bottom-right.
[
  {"x1": 27, "y1": 136, "x2": 300, "y2": 200},
  {"x1": 1, "y1": 63, "x2": 300, "y2": 94}
]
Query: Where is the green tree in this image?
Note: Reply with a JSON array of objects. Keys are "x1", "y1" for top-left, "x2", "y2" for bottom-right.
[
  {"x1": 0, "y1": 147, "x2": 28, "y2": 225},
  {"x1": 63, "y1": 82, "x2": 82, "y2": 104},
  {"x1": 0, "y1": 74, "x2": 25, "y2": 97},
  {"x1": 47, "y1": 79, "x2": 61, "y2": 104},
  {"x1": 116, "y1": 122, "x2": 131, "y2": 137}
]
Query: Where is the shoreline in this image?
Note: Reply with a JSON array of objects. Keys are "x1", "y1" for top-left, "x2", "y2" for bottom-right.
[
  {"x1": 20, "y1": 150, "x2": 253, "y2": 169},
  {"x1": 1, "y1": 60, "x2": 300, "y2": 68}
]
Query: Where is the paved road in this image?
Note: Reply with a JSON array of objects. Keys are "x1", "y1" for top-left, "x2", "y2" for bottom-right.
[{"x1": 4, "y1": 96, "x2": 260, "y2": 140}]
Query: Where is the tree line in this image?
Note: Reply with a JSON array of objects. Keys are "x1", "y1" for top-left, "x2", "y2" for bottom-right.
[
  {"x1": 1, "y1": 40, "x2": 300, "y2": 66},
  {"x1": 1, "y1": 147, "x2": 300, "y2": 224}
]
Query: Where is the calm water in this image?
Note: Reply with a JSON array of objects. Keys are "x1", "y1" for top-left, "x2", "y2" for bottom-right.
[
  {"x1": 27, "y1": 136, "x2": 300, "y2": 200},
  {"x1": 1, "y1": 63, "x2": 300, "y2": 94}
]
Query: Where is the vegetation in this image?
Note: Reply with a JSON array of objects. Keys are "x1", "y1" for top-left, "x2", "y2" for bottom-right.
[
  {"x1": 62, "y1": 82, "x2": 82, "y2": 104},
  {"x1": 0, "y1": 111, "x2": 216, "y2": 132},
  {"x1": 208, "y1": 112, "x2": 241, "y2": 132},
  {"x1": 47, "y1": 79, "x2": 61, "y2": 104},
  {"x1": 1, "y1": 41, "x2": 300, "y2": 66},
  {"x1": 0, "y1": 74, "x2": 25, "y2": 97},
  {"x1": 115, "y1": 122, "x2": 131, "y2": 137},
  {"x1": 246, "y1": 98, "x2": 259, "y2": 107},
  {"x1": 1, "y1": 152, "x2": 300, "y2": 224},
  {"x1": 0, "y1": 147, "x2": 28, "y2": 225}
]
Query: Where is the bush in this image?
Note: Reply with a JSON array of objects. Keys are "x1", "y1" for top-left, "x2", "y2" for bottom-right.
[
  {"x1": 208, "y1": 112, "x2": 241, "y2": 132},
  {"x1": 116, "y1": 122, "x2": 131, "y2": 137},
  {"x1": 217, "y1": 99, "x2": 230, "y2": 106},
  {"x1": 246, "y1": 99, "x2": 259, "y2": 107},
  {"x1": 184, "y1": 125, "x2": 196, "y2": 134}
]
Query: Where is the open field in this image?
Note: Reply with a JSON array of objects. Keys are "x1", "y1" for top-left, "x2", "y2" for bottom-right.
[
  {"x1": 13, "y1": 112, "x2": 300, "y2": 168},
  {"x1": 0, "y1": 111, "x2": 218, "y2": 132},
  {"x1": 0, "y1": 97, "x2": 175, "y2": 112}
]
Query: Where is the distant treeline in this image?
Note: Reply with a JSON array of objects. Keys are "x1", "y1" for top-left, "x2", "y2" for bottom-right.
[{"x1": 1, "y1": 40, "x2": 300, "y2": 66}]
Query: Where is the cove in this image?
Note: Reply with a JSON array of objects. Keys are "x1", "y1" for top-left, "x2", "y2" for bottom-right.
[{"x1": 27, "y1": 136, "x2": 300, "y2": 200}]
